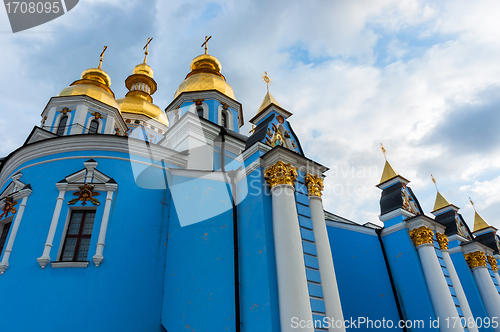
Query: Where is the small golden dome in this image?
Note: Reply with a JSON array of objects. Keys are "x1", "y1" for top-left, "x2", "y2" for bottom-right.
[
  {"x1": 174, "y1": 54, "x2": 235, "y2": 100},
  {"x1": 58, "y1": 67, "x2": 119, "y2": 110},
  {"x1": 133, "y1": 63, "x2": 154, "y2": 77},
  {"x1": 117, "y1": 96, "x2": 169, "y2": 126}
]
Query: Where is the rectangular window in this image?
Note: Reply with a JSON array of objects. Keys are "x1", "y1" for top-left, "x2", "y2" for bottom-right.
[
  {"x1": 60, "y1": 211, "x2": 95, "y2": 262},
  {"x1": 0, "y1": 222, "x2": 12, "y2": 255}
]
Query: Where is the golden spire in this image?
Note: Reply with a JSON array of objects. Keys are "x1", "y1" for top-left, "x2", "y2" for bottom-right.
[
  {"x1": 470, "y1": 197, "x2": 493, "y2": 232},
  {"x1": 431, "y1": 175, "x2": 452, "y2": 212},
  {"x1": 262, "y1": 71, "x2": 272, "y2": 92},
  {"x1": 201, "y1": 36, "x2": 212, "y2": 55},
  {"x1": 98, "y1": 46, "x2": 108, "y2": 70},
  {"x1": 378, "y1": 144, "x2": 400, "y2": 185},
  {"x1": 143, "y1": 37, "x2": 153, "y2": 64}
]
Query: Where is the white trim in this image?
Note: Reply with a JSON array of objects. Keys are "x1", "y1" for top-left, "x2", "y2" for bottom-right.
[
  {"x1": 379, "y1": 208, "x2": 414, "y2": 223},
  {"x1": 326, "y1": 220, "x2": 378, "y2": 236},
  {"x1": 54, "y1": 112, "x2": 72, "y2": 136},
  {"x1": 218, "y1": 105, "x2": 234, "y2": 130},
  {"x1": 0, "y1": 194, "x2": 30, "y2": 274},
  {"x1": 190, "y1": 102, "x2": 209, "y2": 119},
  {"x1": 84, "y1": 117, "x2": 104, "y2": 134},
  {"x1": 51, "y1": 261, "x2": 89, "y2": 268},
  {"x1": 93, "y1": 186, "x2": 117, "y2": 267}
]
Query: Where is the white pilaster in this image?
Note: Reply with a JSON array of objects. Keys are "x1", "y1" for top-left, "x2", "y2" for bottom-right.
[
  {"x1": 309, "y1": 195, "x2": 345, "y2": 332},
  {"x1": 442, "y1": 250, "x2": 479, "y2": 332},
  {"x1": 0, "y1": 194, "x2": 30, "y2": 274},
  {"x1": 271, "y1": 184, "x2": 314, "y2": 332},
  {"x1": 494, "y1": 270, "x2": 500, "y2": 289},
  {"x1": 93, "y1": 186, "x2": 116, "y2": 267},
  {"x1": 416, "y1": 243, "x2": 464, "y2": 332},
  {"x1": 472, "y1": 265, "x2": 500, "y2": 332},
  {"x1": 37, "y1": 187, "x2": 66, "y2": 268}
]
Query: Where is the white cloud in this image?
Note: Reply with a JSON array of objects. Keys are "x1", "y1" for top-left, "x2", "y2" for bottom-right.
[{"x1": 1, "y1": 0, "x2": 500, "y2": 229}]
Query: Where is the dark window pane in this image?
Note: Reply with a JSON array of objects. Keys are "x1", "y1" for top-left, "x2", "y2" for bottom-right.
[
  {"x1": 56, "y1": 116, "x2": 68, "y2": 136},
  {"x1": 197, "y1": 107, "x2": 204, "y2": 118},
  {"x1": 0, "y1": 222, "x2": 12, "y2": 254},
  {"x1": 77, "y1": 238, "x2": 91, "y2": 261},
  {"x1": 89, "y1": 120, "x2": 99, "y2": 134},
  {"x1": 61, "y1": 238, "x2": 77, "y2": 261},
  {"x1": 221, "y1": 112, "x2": 227, "y2": 128},
  {"x1": 82, "y1": 212, "x2": 95, "y2": 235},
  {"x1": 67, "y1": 212, "x2": 83, "y2": 235}
]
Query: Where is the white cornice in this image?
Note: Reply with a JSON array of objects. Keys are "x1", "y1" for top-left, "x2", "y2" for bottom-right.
[
  {"x1": 379, "y1": 208, "x2": 415, "y2": 223},
  {"x1": 461, "y1": 241, "x2": 495, "y2": 256},
  {"x1": 41, "y1": 95, "x2": 128, "y2": 131},
  {"x1": 406, "y1": 215, "x2": 446, "y2": 234},
  {"x1": 165, "y1": 90, "x2": 244, "y2": 128},
  {"x1": 326, "y1": 220, "x2": 378, "y2": 236},
  {"x1": 249, "y1": 104, "x2": 293, "y2": 125},
  {"x1": 0, "y1": 135, "x2": 188, "y2": 186},
  {"x1": 261, "y1": 147, "x2": 328, "y2": 176}
]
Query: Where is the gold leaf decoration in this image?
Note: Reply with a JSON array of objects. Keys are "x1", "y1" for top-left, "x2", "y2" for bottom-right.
[
  {"x1": 68, "y1": 184, "x2": 101, "y2": 206},
  {"x1": 305, "y1": 173, "x2": 324, "y2": 197},
  {"x1": 436, "y1": 233, "x2": 449, "y2": 250},
  {"x1": 465, "y1": 251, "x2": 487, "y2": 269},
  {"x1": 264, "y1": 161, "x2": 297, "y2": 189},
  {"x1": 0, "y1": 196, "x2": 18, "y2": 220},
  {"x1": 487, "y1": 255, "x2": 498, "y2": 272},
  {"x1": 409, "y1": 226, "x2": 434, "y2": 247}
]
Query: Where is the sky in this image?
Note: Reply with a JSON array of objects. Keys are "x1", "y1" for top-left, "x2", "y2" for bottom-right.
[{"x1": 1, "y1": 0, "x2": 500, "y2": 229}]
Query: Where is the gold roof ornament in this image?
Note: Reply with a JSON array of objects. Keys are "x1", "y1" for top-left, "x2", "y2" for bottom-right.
[
  {"x1": 58, "y1": 46, "x2": 120, "y2": 110},
  {"x1": 174, "y1": 36, "x2": 236, "y2": 100},
  {"x1": 257, "y1": 91, "x2": 281, "y2": 114},
  {"x1": 470, "y1": 197, "x2": 495, "y2": 232},
  {"x1": 378, "y1": 144, "x2": 403, "y2": 185},
  {"x1": 431, "y1": 174, "x2": 452, "y2": 212},
  {"x1": 117, "y1": 38, "x2": 169, "y2": 126}
]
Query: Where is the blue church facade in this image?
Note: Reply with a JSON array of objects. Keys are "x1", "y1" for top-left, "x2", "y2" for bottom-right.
[{"x1": 1, "y1": 43, "x2": 500, "y2": 332}]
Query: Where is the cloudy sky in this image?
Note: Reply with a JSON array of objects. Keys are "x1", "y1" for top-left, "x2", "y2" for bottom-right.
[{"x1": 1, "y1": 0, "x2": 500, "y2": 229}]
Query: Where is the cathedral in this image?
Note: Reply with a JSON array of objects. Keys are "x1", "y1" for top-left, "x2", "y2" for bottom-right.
[{"x1": 1, "y1": 39, "x2": 500, "y2": 332}]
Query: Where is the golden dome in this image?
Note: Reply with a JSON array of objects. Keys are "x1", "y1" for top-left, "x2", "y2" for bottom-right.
[
  {"x1": 58, "y1": 67, "x2": 120, "y2": 110},
  {"x1": 117, "y1": 96, "x2": 168, "y2": 126},
  {"x1": 174, "y1": 54, "x2": 235, "y2": 100},
  {"x1": 133, "y1": 63, "x2": 154, "y2": 77}
]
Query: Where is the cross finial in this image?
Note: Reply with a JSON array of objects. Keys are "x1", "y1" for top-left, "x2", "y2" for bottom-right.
[
  {"x1": 262, "y1": 71, "x2": 272, "y2": 92},
  {"x1": 98, "y1": 46, "x2": 108, "y2": 69},
  {"x1": 143, "y1": 37, "x2": 153, "y2": 64},
  {"x1": 469, "y1": 197, "x2": 476, "y2": 211},
  {"x1": 431, "y1": 174, "x2": 438, "y2": 191},
  {"x1": 380, "y1": 143, "x2": 387, "y2": 161},
  {"x1": 201, "y1": 36, "x2": 212, "y2": 55}
]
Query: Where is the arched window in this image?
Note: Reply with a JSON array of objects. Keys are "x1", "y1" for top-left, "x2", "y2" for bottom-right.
[
  {"x1": 88, "y1": 120, "x2": 99, "y2": 134},
  {"x1": 56, "y1": 115, "x2": 68, "y2": 136},
  {"x1": 221, "y1": 111, "x2": 227, "y2": 128},
  {"x1": 197, "y1": 106, "x2": 204, "y2": 118}
]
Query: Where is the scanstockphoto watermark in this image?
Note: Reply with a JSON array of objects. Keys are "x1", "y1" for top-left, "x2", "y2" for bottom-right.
[
  {"x1": 291, "y1": 316, "x2": 500, "y2": 329},
  {"x1": 3, "y1": 0, "x2": 79, "y2": 33}
]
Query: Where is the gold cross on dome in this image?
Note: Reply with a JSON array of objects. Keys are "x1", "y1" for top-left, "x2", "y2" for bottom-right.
[
  {"x1": 380, "y1": 143, "x2": 387, "y2": 160},
  {"x1": 201, "y1": 36, "x2": 212, "y2": 54},
  {"x1": 98, "y1": 46, "x2": 108, "y2": 69},
  {"x1": 143, "y1": 37, "x2": 153, "y2": 64},
  {"x1": 262, "y1": 71, "x2": 271, "y2": 92}
]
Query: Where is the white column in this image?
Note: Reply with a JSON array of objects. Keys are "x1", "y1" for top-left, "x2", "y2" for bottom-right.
[
  {"x1": 309, "y1": 195, "x2": 345, "y2": 332},
  {"x1": 442, "y1": 250, "x2": 479, "y2": 332},
  {"x1": 271, "y1": 184, "x2": 314, "y2": 332},
  {"x1": 0, "y1": 194, "x2": 30, "y2": 274},
  {"x1": 37, "y1": 189, "x2": 65, "y2": 268},
  {"x1": 472, "y1": 265, "x2": 500, "y2": 332},
  {"x1": 416, "y1": 243, "x2": 464, "y2": 332},
  {"x1": 93, "y1": 188, "x2": 115, "y2": 267},
  {"x1": 494, "y1": 271, "x2": 500, "y2": 289}
]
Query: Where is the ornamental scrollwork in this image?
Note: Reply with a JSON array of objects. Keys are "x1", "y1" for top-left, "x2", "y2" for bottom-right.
[
  {"x1": 465, "y1": 251, "x2": 487, "y2": 269},
  {"x1": 68, "y1": 184, "x2": 101, "y2": 206},
  {"x1": 436, "y1": 233, "x2": 449, "y2": 250},
  {"x1": 0, "y1": 196, "x2": 18, "y2": 220},
  {"x1": 305, "y1": 173, "x2": 324, "y2": 197},
  {"x1": 487, "y1": 255, "x2": 498, "y2": 272},
  {"x1": 264, "y1": 161, "x2": 297, "y2": 189},
  {"x1": 409, "y1": 226, "x2": 434, "y2": 247}
]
